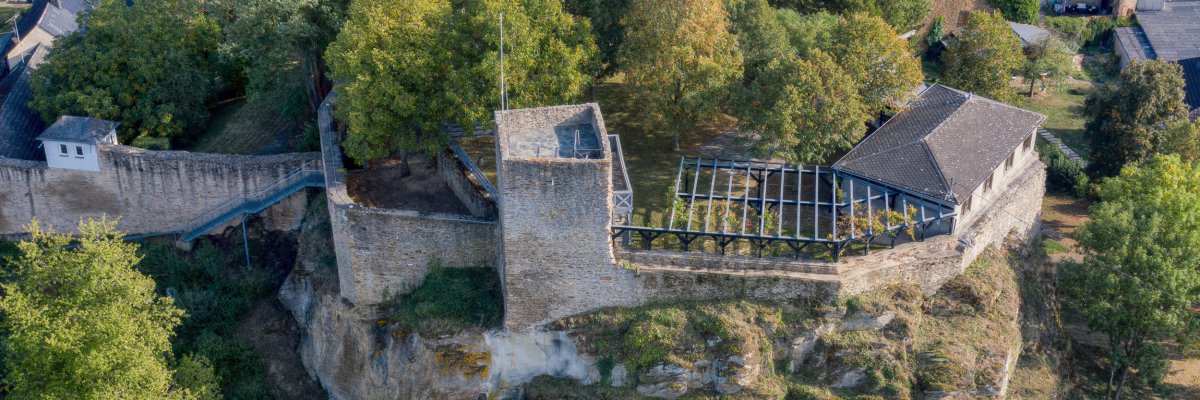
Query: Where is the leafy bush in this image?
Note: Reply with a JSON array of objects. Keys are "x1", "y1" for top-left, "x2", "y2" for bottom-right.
[
  {"x1": 1039, "y1": 143, "x2": 1090, "y2": 197},
  {"x1": 987, "y1": 0, "x2": 1039, "y2": 23},
  {"x1": 1044, "y1": 16, "x2": 1088, "y2": 48},
  {"x1": 137, "y1": 241, "x2": 274, "y2": 399},
  {"x1": 383, "y1": 261, "x2": 502, "y2": 336}
]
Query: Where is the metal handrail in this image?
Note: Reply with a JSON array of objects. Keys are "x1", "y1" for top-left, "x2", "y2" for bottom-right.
[{"x1": 180, "y1": 167, "x2": 324, "y2": 236}]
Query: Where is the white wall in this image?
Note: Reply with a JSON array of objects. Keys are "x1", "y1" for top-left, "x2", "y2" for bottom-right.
[
  {"x1": 6, "y1": 28, "x2": 54, "y2": 70},
  {"x1": 43, "y1": 140, "x2": 100, "y2": 171},
  {"x1": 955, "y1": 130, "x2": 1039, "y2": 228}
]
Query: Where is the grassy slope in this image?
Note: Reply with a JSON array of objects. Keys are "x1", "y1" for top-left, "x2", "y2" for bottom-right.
[{"x1": 189, "y1": 99, "x2": 296, "y2": 155}]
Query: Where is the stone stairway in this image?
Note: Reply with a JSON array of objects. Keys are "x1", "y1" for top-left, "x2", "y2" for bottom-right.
[{"x1": 1037, "y1": 127, "x2": 1083, "y2": 161}]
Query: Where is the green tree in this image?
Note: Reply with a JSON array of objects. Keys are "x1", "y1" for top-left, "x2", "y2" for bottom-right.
[
  {"x1": 925, "y1": 16, "x2": 944, "y2": 49},
  {"x1": 0, "y1": 219, "x2": 188, "y2": 399},
  {"x1": 943, "y1": 11, "x2": 1024, "y2": 102},
  {"x1": 214, "y1": 0, "x2": 347, "y2": 117},
  {"x1": 327, "y1": 0, "x2": 597, "y2": 165},
  {"x1": 1085, "y1": 59, "x2": 1190, "y2": 177},
  {"x1": 827, "y1": 13, "x2": 924, "y2": 114},
  {"x1": 30, "y1": 0, "x2": 220, "y2": 143},
  {"x1": 726, "y1": 0, "x2": 793, "y2": 83},
  {"x1": 1021, "y1": 36, "x2": 1074, "y2": 97},
  {"x1": 620, "y1": 0, "x2": 743, "y2": 151},
  {"x1": 1064, "y1": 155, "x2": 1200, "y2": 400},
  {"x1": 739, "y1": 51, "x2": 870, "y2": 163},
  {"x1": 564, "y1": 0, "x2": 632, "y2": 78},
  {"x1": 987, "y1": 0, "x2": 1039, "y2": 24},
  {"x1": 1159, "y1": 119, "x2": 1200, "y2": 162},
  {"x1": 172, "y1": 354, "x2": 222, "y2": 400},
  {"x1": 775, "y1": 9, "x2": 837, "y2": 55},
  {"x1": 769, "y1": 0, "x2": 929, "y2": 31}
]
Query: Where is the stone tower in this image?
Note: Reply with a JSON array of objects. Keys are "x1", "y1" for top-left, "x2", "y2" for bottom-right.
[{"x1": 494, "y1": 104, "x2": 638, "y2": 331}]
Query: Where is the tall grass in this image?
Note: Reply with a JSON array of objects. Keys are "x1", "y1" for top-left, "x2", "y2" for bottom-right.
[{"x1": 382, "y1": 260, "x2": 502, "y2": 337}]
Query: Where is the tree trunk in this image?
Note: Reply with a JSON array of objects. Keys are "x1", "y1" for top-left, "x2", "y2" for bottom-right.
[
  {"x1": 672, "y1": 130, "x2": 681, "y2": 152},
  {"x1": 1113, "y1": 363, "x2": 1131, "y2": 400},
  {"x1": 1028, "y1": 77, "x2": 1037, "y2": 98},
  {"x1": 398, "y1": 150, "x2": 412, "y2": 178}
]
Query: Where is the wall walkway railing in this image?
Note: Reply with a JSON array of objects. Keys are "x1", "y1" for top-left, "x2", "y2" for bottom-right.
[{"x1": 178, "y1": 167, "x2": 326, "y2": 242}]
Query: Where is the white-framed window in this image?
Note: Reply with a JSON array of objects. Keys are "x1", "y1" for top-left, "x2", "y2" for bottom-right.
[
  {"x1": 75, "y1": 145, "x2": 84, "y2": 157},
  {"x1": 962, "y1": 196, "x2": 973, "y2": 214},
  {"x1": 1005, "y1": 152, "x2": 1015, "y2": 171},
  {"x1": 1024, "y1": 133, "x2": 1034, "y2": 152},
  {"x1": 983, "y1": 173, "x2": 994, "y2": 194},
  {"x1": 59, "y1": 144, "x2": 67, "y2": 155}
]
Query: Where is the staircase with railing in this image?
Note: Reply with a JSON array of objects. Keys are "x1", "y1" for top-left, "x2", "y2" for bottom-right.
[{"x1": 178, "y1": 168, "x2": 326, "y2": 242}]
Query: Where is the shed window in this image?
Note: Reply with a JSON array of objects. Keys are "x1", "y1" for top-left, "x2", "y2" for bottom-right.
[
  {"x1": 1023, "y1": 133, "x2": 1034, "y2": 152},
  {"x1": 983, "y1": 173, "x2": 994, "y2": 194},
  {"x1": 962, "y1": 196, "x2": 973, "y2": 214},
  {"x1": 59, "y1": 144, "x2": 67, "y2": 154},
  {"x1": 1005, "y1": 152, "x2": 1015, "y2": 171},
  {"x1": 75, "y1": 146, "x2": 84, "y2": 156}
]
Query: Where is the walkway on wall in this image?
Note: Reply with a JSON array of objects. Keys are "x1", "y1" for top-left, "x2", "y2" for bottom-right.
[{"x1": 178, "y1": 168, "x2": 326, "y2": 242}]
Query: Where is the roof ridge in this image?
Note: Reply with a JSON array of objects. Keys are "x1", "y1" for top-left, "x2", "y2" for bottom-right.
[
  {"x1": 912, "y1": 91, "x2": 965, "y2": 200},
  {"x1": 834, "y1": 84, "x2": 948, "y2": 167}
]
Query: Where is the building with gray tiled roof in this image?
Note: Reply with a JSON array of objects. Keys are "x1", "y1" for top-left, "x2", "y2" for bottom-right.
[
  {"x1": 4, "y1": 0, "x2": 94, "y2": 70},
  {"x1": 1115, "y1": 1, "x2": 1200, "y2": 111},
  {"x1": 834, "y1": 84, "x2": 1045, "y2": 223},
  {"x1": 0, "y1": 44, "x2": 49, "y2": 160}
]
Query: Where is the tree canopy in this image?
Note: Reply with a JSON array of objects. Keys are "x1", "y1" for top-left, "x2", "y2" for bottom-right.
[
  {"x1": 768, "y1": 0, "x2": 930, "y2": 31},
  {"x1": 826, "y1": 13, "x2": 923, "y2": 114},
  {"x1": 564, "y1": 0, "x2": 632, "y2": 78},
  {"x1": 0, "y1": 219, "x2": 188, "y2": 399},
  {"x1": 739, "y1": 51, "x2": 869, "y2": 163},
  {"x1": 213, "y1": 0, "x2": 347, "y2": 117},
  {"x1": 1085, "y1": 59, "x2": 1191, "y2": 177},
  {"x1": 942, "y1": 11, "x2": 1024, "y2": 102},
  {"x1": 1020, "y1": 36, "x2": 1074, "y2": 97},
  {"x1": 30, "y1": 0, "x2": 220, "y2": 143},
  {"x1": 1064, "y1": 155, "x2": 1200, "y2": 399},
  {"x1": 620, "y1": 0, "x2": 743, "y2": 151},
  {"x1": 327, "y1": 0, "x2": 597, "y2": 164}
]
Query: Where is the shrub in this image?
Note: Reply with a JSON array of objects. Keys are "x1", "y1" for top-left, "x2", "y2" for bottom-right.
[
  {"x1": 383, "y1": 261, "x2": 502, "y2": 336},
  {"x1": 1044, "y1": 16, "x2": 1088, "y2": 48},
  {"x1": 987, "y1": 0, "x2": 1039, "y2": 24},
  {"x1": 1038, "y1": 143, "x2": 1090, "y2": 197}
]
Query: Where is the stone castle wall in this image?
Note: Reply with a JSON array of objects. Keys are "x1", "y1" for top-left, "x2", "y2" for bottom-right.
[
  {"x1": 0, "y1": 145, "x2": 319, "y2": 236},
  {"x1": 436, "y1": 151, "x2": 496, "y2": 219},
  {"x1": 318, "y1": 97, "x2": 499, "y2": 306}
]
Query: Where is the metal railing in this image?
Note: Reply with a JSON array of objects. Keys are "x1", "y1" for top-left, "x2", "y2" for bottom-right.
[{"x1": 179, "y1": 167, "x2": 325, "y2": 241}]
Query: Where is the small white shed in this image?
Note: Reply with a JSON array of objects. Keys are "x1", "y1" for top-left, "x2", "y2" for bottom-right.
[{"x1": 37, "y1": 116, "x2": 119, "y2": 172}]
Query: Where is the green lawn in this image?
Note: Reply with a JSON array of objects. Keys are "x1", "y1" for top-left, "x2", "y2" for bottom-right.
[
  {"x1": 1014, "y1": 81, "x2": 1093, "y2": 159},
  {"x1": 590, "y1": 80, "x2": 735, "y2": 226},
  {"x1": 189, "y1": 99, "x2": 297, "y2": 155}
]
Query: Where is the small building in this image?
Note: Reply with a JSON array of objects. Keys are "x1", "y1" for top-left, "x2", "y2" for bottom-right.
[
  {"x1": 1114, "y1": 1, "x2": 1200, "y2": 112},
  {"x1": 36, "y1": 115, "x2": 118, "y2": 171},
  {"x1": 1009, "y1": 22, "x2": 1051, "y2": 48},
  {"x1": 833, "y1": 84, "x2": 1046, "y2": 228},
  {"x1": 4, "y1": 0, "x2": 93, "y2": 71}
]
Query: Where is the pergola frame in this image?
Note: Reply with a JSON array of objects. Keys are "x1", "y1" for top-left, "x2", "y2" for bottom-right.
[{"x1": 612, "y1": 157, "x2": 957, "y2": 261}]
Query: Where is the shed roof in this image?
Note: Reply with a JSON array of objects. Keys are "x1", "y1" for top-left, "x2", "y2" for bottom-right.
[
  {"x1": 1008, "y1": 22, "x2": 1050, "y2": 47},
  {"x1": 0, "y1": 45, "x2": 49, "y2": 160},
  {"x1": 37, "y1": 116, "x2": 117, "y2": 144},
  {"x1": 833, "y1": 85, "x2": 1045, "y2": 204}
]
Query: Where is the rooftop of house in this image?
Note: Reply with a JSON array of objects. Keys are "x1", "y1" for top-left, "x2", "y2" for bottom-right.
[
  {"x1": 14, "y1": 0, "x2": 93, "y2": 39},
  {"x1": 36, "y1": 115, "x2": 117, "y2": 144},
  {"x1": 495, "y1": 103, "x2": 608, "y2": 160},
  {"x1": 0, "y1": 45, "x2": 49, "y2": 160},
  {"x1": 1134, "y1": 1, "x2": 1200, "y2": 62},
  {"x1": 833, "y1": 84, "x2": 1046, "y2": 205}
]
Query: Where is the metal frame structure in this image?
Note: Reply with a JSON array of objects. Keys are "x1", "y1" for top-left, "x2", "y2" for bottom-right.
[
  {"x1": 612, "y1": 157, "x2": 957, "y2": 261},
  {"x1": 609, "y1": 135, "x2": 633, "y2": 219}
]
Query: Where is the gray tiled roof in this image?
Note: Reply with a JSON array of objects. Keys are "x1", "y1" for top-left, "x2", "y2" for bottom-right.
[
  {"x1": 1115, "y1": 26, "x2": 1156, "y2": 61},
  {"x1": 1136, "y1": 2, "x2": 1200, "y2": 62},
  {"x1": 39, "y1": 0, "x2": 93, "y2": 37},
  {"x1": 37, "y1": 115, "x2": 117, "y2": 144},
  {"x1": 833, "y1": 85, "x2": 1045, "y2": 204},
  {"x1": 0, "y1": 45, "x2": 49, "y2": 160},
  {"x1": 1183, "y1": 57, "x2": 1200, "y2": 110}
]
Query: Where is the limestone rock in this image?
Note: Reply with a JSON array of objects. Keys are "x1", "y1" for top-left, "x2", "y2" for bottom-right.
[
  {"x1": 841, "y1": 310, "x2": 896, "y2": 331},
  {"x1": 609, "y1": 364, "x2": 627, "y2": 387},
  {"x1": 830, "y1": 366, "x2": 867, "y2": 388}
]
